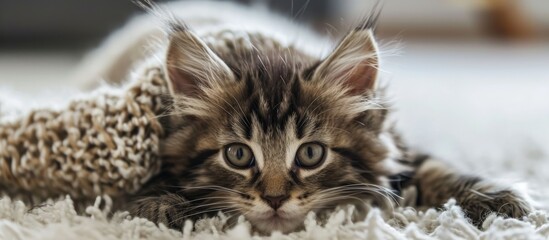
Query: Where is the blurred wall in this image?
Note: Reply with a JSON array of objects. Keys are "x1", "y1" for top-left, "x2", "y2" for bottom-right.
[
  {"x1": 1, "y1": 0, "x2": 548, "y2": 49},
  {"x1": 339, "y1": 0, "x2": 549, "y2": 40},
  {"x1": 0, "y1": 0, "x2": 141, "y2": 47},
  {"x1": 0, "y1": 0, "x2": 331, "y2": 48}
]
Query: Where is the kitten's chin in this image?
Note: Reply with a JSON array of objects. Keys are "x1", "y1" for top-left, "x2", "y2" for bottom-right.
[{"x1": 246, "y1": 210, "x2": 305, "y2": 234}]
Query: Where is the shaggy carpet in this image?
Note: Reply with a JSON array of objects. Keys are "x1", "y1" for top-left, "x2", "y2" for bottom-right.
[{"x1": 1, "y1": 196, "x2": 549, "y2": 239}]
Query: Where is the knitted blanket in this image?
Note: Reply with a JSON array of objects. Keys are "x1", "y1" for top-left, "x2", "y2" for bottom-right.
[{"x1": 0, "y1": 67, "x2": 167, "y2": 201}]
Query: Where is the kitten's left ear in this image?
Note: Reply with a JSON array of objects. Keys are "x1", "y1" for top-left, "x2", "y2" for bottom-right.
[
  {"x1": 311, "y1": 28, "x2": 380, "y2": 95},
  {"x1": 164, "y1": 24, "x2": 234, "y2": 97}
]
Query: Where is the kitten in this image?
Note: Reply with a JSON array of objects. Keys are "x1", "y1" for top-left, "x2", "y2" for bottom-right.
[{"x1": 122, "y1": 2, "x2": 532, "y2": 234}]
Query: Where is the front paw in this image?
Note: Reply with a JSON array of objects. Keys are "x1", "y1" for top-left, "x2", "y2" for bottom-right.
[
  {"x1": 129, "y1": 194, "x2": 189, "y2": 229},
  {"x1": 459, "y1": 189, "x2": 532, "y2": 226}
]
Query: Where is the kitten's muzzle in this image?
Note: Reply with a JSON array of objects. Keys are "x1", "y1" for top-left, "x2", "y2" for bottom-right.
[{"x1": 261, "y1": 194, "x2": 289, "y2": 210}]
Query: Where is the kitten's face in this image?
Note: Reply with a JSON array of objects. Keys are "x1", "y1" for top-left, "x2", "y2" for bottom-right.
[{"x1": 160, "y1": 25, "x2": 388, "y2": 233}]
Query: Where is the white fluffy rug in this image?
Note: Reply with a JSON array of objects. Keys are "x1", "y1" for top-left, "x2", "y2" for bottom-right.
[{"x1": 1, "y1": 196, "x2": 549, "y2": 239}]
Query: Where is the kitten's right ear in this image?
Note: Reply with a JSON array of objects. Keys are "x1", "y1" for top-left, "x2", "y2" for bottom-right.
[
  {"x1": 164, "y1": 24, "x2": 234, "y2": 97},
  {"x1": 308, "y1": 9, "x2": 382, "y2": 95}
]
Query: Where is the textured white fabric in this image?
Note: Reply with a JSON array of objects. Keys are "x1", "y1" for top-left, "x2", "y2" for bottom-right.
[{"x1": 0, "y1": 196, "x2": 548, "y2": 240}]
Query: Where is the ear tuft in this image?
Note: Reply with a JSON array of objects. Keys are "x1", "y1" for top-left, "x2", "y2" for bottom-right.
[
  {"x1": 164, "y1": 24, "x2": 234, "y2": 97},
  {"x1": 356, "y1": 1, "x2": 383, "y2": 31}
]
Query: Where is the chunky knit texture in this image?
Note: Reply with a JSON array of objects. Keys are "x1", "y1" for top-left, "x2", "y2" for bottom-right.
[{"x1": 0, "y1": 67, "x2": 167, "y2": 200}]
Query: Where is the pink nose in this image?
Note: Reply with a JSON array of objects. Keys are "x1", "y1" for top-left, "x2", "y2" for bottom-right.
[{"x1": 261, "y1": 194, "x2": 289, "y2": 210}]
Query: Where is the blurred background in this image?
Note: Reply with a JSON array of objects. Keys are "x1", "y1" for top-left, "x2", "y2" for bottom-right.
[
  {"x1": 1, "y1": 0, "x2": 549, "y2": 200},
  {"x1": 1, "y1": 0, "x2": 548, "y2": 91},
  {"x1": 1, "y1": 0, "x2": 548, "y2": 90}
]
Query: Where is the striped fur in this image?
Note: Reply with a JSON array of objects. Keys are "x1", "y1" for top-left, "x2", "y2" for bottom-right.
[{"x1": 129, "y1": 17, "x2": 531, "y2": 233}]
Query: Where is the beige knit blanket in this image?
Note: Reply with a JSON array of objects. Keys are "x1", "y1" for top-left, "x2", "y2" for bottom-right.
[{"x1": 0, "y1": 67, "x2": 167, "y2": 202}]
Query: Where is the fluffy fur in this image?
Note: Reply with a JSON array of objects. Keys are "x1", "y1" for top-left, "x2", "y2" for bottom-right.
[{"x1": 117, "y1": 1, "x2": 532, "y2": 234}]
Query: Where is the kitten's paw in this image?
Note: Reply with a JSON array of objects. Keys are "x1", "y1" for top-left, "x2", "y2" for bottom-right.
[
  {"x1": 129, "y1": 194, "x2": 189, "y2": 229},
  {"x1": 460, "y1": 189, "x2": 532, "y2": 227}
]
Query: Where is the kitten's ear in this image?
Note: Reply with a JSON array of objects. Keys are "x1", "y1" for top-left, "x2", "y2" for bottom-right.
[
  {"x1": 311, "y1": 28, "x2": 380, "y2": 95},
  {"x1": 164, "y1": 25, "x2": 234, "y2": 96}
]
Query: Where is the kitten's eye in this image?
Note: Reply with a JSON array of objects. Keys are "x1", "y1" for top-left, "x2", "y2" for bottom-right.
[
  {"x1": 224, "y1": 143, "x2": 255, "y2": 169},
  {"x1": 295, "y1": 142, "x2": 325, "y2": 169}
]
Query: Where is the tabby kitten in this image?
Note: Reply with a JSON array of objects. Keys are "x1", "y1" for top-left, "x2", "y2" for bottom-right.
[{"x1": 129, "y1": 10, "x2": 532, "y2": 234}]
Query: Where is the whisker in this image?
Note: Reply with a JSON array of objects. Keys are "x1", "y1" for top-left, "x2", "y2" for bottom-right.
[
  {"x1": 178, "y1": 201, "x2": 240, "y2": 214},
  {"x1": 175, "y1": 206, "x2": 240, "y2": 221},
  {"x1": 308, "y1": 183, "x2": 402, "y2": 213},
  {"x1": 180, "y1": 185, "x2": 247, "y2": 195}
]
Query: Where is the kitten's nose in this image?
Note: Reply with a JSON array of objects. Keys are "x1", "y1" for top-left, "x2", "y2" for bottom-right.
[{"x1": 261, "y1": 194, "x2": 289, "y2": 210}]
